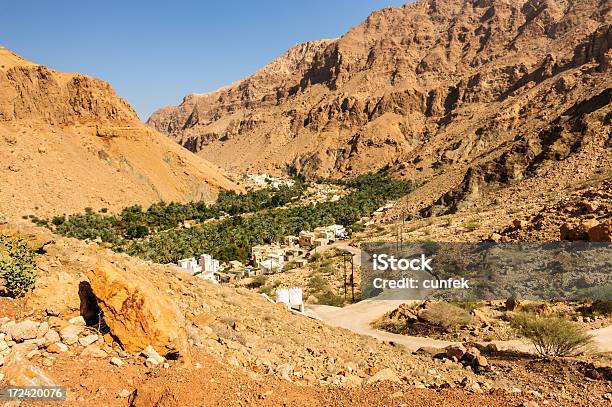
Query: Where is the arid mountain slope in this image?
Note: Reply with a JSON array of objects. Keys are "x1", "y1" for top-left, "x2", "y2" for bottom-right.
[
  {"x1": 0, "y1": 46, "x2": 239, "y2": 221},
  {"x1": 149, "y1": 0, "x2": 610, "y2": 218}
]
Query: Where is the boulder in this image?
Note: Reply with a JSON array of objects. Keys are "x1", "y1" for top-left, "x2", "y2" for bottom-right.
[
  {"x1": 43, "y1": 329, "x2": 60, "y2": 345},
  {"x1": 46, "y1": 342, "x2": 68, "y2": 353},
  {"x1": 60, "y1": 324, "x2": 83, "y2": 345},
  {"x1": 0, "y1": 345, "x2": 57, "y2": 386},
  {"x1": 110, "y1": 357, "x2": 125, "y2": 367},
  {"x1": 2, "y1": 320, "x2": 39, "y2": 342},
  {"x1": 276, "y1": 363, "x2": 293, "y2": 382},
  {"x1": 78, "y1": 334, "x2": 99, "y2": 346},
  {"x1": 587, "y1": 219, "x2": 612, "y2": 242},
  {"x1": 445, "y1": 344, "x2": 466, "y2": 360},
  {"x1": 68, "y1": 316, "x2": 86, "y2": 326},
  {"x1": 415, "y1": 347, "x2": 445, "y2": 358},
  {"x1": 474, "y1": 355, "x2": 489, "y2": 368},
  {"x1": 141, "y1": 345, "x2": 165, "y2": 365},
  {"x1": 80, "y1": 346, "x2": 107, "y2": 358},
  {"x1": 87, "y1": 261, "x2": 189, "y2": 358}
]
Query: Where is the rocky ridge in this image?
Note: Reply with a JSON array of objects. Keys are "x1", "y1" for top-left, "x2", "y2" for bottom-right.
[
  {"x1": 149, "y1": 0, "x2": 611, "y2": 233},
  {"x1": 0, "y1": 46, "x2": 239, "y2": 222}
]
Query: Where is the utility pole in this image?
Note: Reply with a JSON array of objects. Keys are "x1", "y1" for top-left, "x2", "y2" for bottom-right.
[
  {"x1": 343, "y1": 254, "x2": 347, "y2": 299},
  {"x1": 350, "y1": 255, "x2": 355, "y2": 303}
]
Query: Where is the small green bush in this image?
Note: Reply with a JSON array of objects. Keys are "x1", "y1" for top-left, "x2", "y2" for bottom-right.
[
  {"x1": 0, "y1": 234, "x2": 37, "y2": 297},
  {"x1": 315, "y1": 289, "x2": 344, "y2": 306},
  {"x1": 251, "y1": 275, "x2": 267, "y2": 288},
  {"x1": 511, "y1": 312, "x2": 593, "y2": 357}
]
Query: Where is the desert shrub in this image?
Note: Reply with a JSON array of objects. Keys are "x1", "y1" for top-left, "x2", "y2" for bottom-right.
[
  {"x1": 314, "y1": 289, "x2": 345, "y2": 306},
  {"x1": 51, "y1": 215, "x2": 66, "y2": 226},
  {"x1": 590, "y1": 300, "x2": 612, "y2": 316},
  {"x1": 308, "y1": 274, "x2": 327, "y2": 292},
  {"x1": 350, "y1": 223, "x2": 365, "y2": 233},
  {"x1": 0, "y1": 234, "x2": 37, "y2": 297},
  {"x1": 251, "y1": 275, "x2": 267, "y2": 288},
  {"x1": 577, "y1": 299, "x2": 612, "y2": 317},
  {"x1": 510, "y1": 312, "x2": 593, "y2": 357},
  {"x1": 450, "y1": 299, "x2": 484, "y2": 313},
  {"x1": 420, "y1": 302, "x2": 472, "y2": 331},
  {"x1": 465, "y1": 221, "x2": 481, "y2": 231}
]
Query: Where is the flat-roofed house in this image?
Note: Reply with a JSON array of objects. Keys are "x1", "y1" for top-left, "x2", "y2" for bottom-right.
[
  {"x1": 314, "y1": 237, "x2": 329, "y2": 247},
  {"x1": 283, "y1": 235, "x2": 299, "y2": 247},
  {"x1": 328, "y1": 224, "x2": 347, "y2": 238},
  {"x1": 314, "y1": 227, "x2": 335, "y2": 242},
  {"x1": 299, "y1": 231, "x2": 316, "y2": 248}
]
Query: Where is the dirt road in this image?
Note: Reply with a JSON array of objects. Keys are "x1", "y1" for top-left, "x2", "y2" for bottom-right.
[{"x1": 305, "y1": 289, "x2": 612, "y2": 353}]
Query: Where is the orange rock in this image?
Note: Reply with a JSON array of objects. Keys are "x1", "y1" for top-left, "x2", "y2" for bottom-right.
[
  {"x1": 1, "y1": 345, "x2": 57, "y2": 386},
  {"x1": 87, "y1": 261, "x2": 189, "y2": 360},
  {"x1": 587, "y1": 220, "x2": 612, "y2": 242}
]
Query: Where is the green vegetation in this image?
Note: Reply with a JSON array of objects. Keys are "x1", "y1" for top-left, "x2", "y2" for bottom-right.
[
  {"x1": 0, "y1": 234, "x2": 37, "y2": 297},
  {"x1": 36, "y1": 182, "x2": 307, "y2": 246},
  {"x1": 40, "y1": 173, "x2": 414, "y2": 265},
  {"x1": 308, "y1": 274, "x2": 344, "y2": 306},
  {"x1": 510, "y1": 312, "x2": 593, "y2": 357}
]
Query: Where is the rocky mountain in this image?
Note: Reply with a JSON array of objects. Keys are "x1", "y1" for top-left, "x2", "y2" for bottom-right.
[
  {"x1": 0, "y1": 46, "x2": 239, "y2": 221},
  {"x1": 149, "y1": 0, "x2": 610, "y2": 218}
]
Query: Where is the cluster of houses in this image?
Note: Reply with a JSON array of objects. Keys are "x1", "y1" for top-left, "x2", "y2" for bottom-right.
[
  {"x1": 175, "y1": 224, "x2": 348, "y2": 283},
  {"x1": 245, "y1": 173, "x2": 295, "y2": 190},
  {"x1": 251, "y1": 224, "x2": 347, "y2": 273}
]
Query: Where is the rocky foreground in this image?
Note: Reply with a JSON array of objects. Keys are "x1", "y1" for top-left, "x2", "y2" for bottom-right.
[{"x1": 0, "y1": 225, "x2": 610, "y2": 406}]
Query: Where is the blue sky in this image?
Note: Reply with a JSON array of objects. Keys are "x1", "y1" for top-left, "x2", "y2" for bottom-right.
[{"x1": 1, "y1": 1, "x2": 408, "y2": 120}]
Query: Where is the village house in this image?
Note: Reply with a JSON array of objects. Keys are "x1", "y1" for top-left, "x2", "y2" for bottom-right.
[
  {"x1": 177, "y1": 253, "x2": 220, "y2": 284},
  {"x1": 328, "y1": 224, "x2": 347, "y2": 238},
  {"x1": 283, "y1": 235, "x2": 299, "y2": 247},
  {"x1": 314, "y1": 237, "x2": 328, "y2": 248},
  {"x1": 199, "y1": 253, "x2": 220, "y2": 274},
  {"x1": 260, "y1": 258, "x2": 283, "y2": 274},
  {"x1": 299, "y1": 231, "x2": 316, "y2": 248},
  {"x1": 285, "y1": 247, "x2": 306, "y2": 262},
  {"x1": 243, "y1": 267, "x2": 261, "y2": 278},
  {"x1": 314, "y1": 226, "x2": 335, "y2": 242},
  {"x1": 293, "y1": 258, "x2": 308, "y2": 268}
]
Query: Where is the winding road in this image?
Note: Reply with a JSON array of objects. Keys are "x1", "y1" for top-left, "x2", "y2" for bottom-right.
[{"x1": 305, "y1": 288, "x2": 612, "y2": 354}]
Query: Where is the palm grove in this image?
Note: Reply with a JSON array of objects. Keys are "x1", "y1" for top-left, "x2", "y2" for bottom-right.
[{"x1": 37, "y1": 173, "x2": 414, "y2": 265}]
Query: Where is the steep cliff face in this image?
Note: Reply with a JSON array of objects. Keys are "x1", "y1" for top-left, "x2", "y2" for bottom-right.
[
  {"x1": 148, "y1": 0, "x2": 610, "y2": 218},
  {"x1": 0, "y1": 47, "x2": 239, "y2": 221}
]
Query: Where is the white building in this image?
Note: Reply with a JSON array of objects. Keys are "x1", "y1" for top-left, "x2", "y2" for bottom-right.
[
  {"x1": 199, "y1": 253, "x2": 220, "y2": 274},
  {"x1": 328, "y1": 224, "x2": 347, "y2": 238},
  {"x1": 260, "y1": 258, "x2": 283, "y2": 274},
  {"x1": 177, "y1": 254, "x2": 220, "y2": 283},
  {"x1": 276, "y1": 287, "x2": 304, "y2": 312},
  {"x1": 246, "y1": 173, "x2": 295, "y2": 190},
  {"x1": 177, "y1": 258, "x2": 201, "y2": 273}
]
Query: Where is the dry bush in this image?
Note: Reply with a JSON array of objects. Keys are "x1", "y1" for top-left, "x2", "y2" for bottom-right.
[
  {"x1": 511, "y1": 312, "x2": 593, "y2": 357},
  {"x1": 420, "y1": 302, "x2": 472, "y2": 331}
]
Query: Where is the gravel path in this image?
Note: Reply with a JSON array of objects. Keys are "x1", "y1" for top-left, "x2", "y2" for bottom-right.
[{"x1": 305, "y1": 289, "x2": 612, "y2": 353}]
